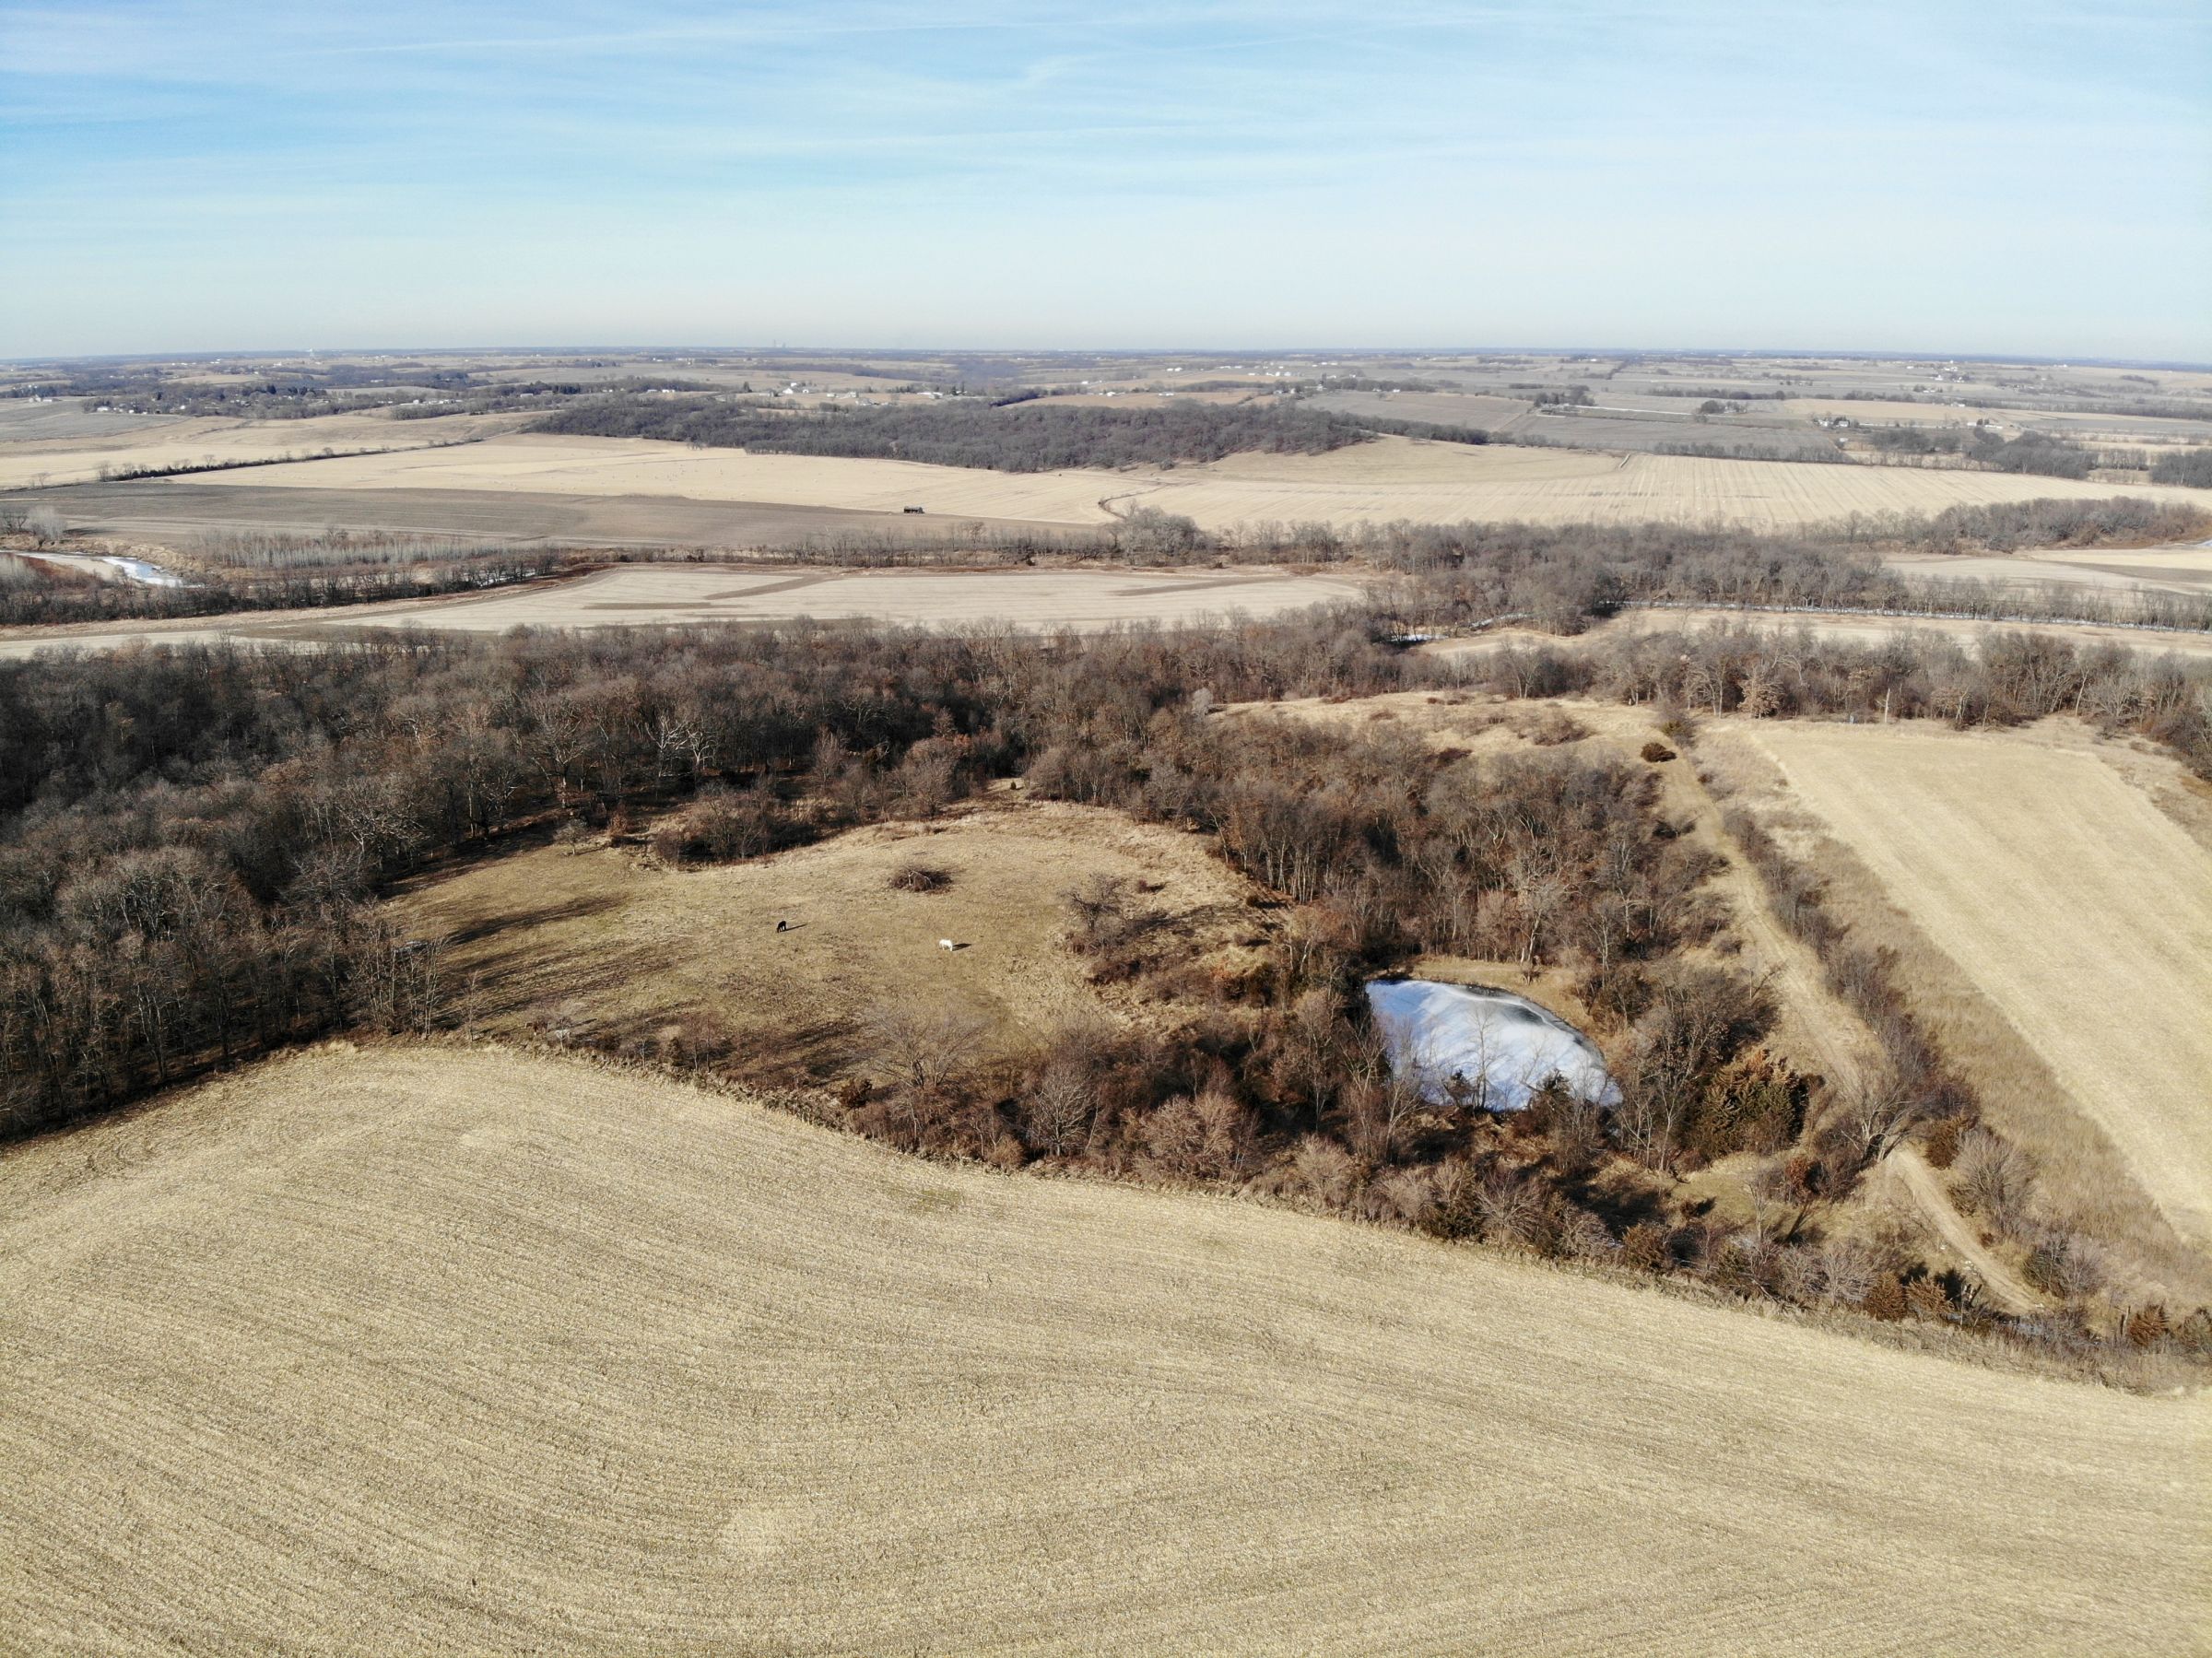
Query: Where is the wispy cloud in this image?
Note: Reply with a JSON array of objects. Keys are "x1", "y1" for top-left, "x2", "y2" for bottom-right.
[{"x1": 3, "y1": 1, "x2": 2206, "y2": 356}]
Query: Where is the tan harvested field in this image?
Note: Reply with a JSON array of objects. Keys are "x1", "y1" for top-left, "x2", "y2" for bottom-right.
[
  {"x1": 161, "y1": 430, "x2": 2206, "y2": 534},
  {"x1": 347, "y1": 562, "x2": 1362, "y2": 633},
  {"x1": 186, "y1": 432, "x2": 1128, "y2": 523},
  {"x1": 1890, "y1": 539, "x2": 2212, "y2": 596},
  {"x1": 3, "y1": 1041, "x2": 2206, "y2": 1655},
  {"x1": 1783, "y1": 398, "x2": 1981, "y2": 425},
  {"x1": 1888, "y1": 553, "x2": 2195, "y2": 594},
  {"x1": 0, "y1": 402, "x2": 174, "y2": 441},
  {"x1": 1308, "y1": 389, "x2": 1537, "y2": 429},
  {"x1": 1745, "y1": 721, "x2": 2212, "y2": 1249},
  {"x1": 0, "y1": 562, "x2": 1364, "y2": 660},
  {"x1": 0, "y1": 410, "x2": 524, "y2": 489},
  {"x1": 6, "y1": 476, "x2": 1063, "y2": 556},
  {"x1": 395, "y1": 799, "x2": 1256, "y2": 1075},
  {"x1": 1134, "y1": 437, "x2": 2205, "y2": 531}
]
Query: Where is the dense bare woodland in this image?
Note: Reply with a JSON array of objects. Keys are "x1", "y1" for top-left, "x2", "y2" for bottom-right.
[
  {"x1": 7, "y1": 572, "x2": 2208, "y2": 1374},
  {"x1": 531, "y1": 393, "x2": 1491, "y2": 470}
]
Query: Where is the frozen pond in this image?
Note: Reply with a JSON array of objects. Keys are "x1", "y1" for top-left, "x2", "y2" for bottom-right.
[
  {"x1": 100, "y1": 556, "x2": 184, "y2": 586},
  {"x1": 1365, "y1": 978, "x2": 1618, "y2": 1112},
  {"x1": 11, "y1": 549, "x2": 186, "y2": 586}
]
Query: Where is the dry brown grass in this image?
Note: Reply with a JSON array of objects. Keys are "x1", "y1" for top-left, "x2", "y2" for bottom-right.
[
  {"x1": 2, "y1": 1040, "x2": 2204, "y2": 1654},
  {"x1": 1712, "y1": 720, "x2": 2212, "y2": 1304},
  {"x1": 396, "y1": 797, "x2": 1259, "y2": 1080}
]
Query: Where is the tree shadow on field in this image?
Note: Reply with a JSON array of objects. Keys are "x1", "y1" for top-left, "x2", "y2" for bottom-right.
[
  {"x1": 438, "y1": 892, "x2": 624, "y2": 949},
  {"x1": 453, "y1": 934, "x2": 673, "y2": 1024}
]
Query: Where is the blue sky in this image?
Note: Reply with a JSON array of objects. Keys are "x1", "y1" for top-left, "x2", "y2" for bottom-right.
[{"x1": 4, "y1": 2, "x2": 2206, "y2": 359}]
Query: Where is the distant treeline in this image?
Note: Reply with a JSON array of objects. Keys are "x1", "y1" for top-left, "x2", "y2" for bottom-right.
[
  {"x1": 2149, "y1": 451, "x2": 2212, "y2": 488},
  {"x1": 6, "y1": 370, "x2": 710, "y2": 423},
  {"x1": 531, "y1": 394, "x2": 1487, "y2": 472},
  {"x1": 12, "y1": 365, "x2": 476, "y2": 421},
  {"x1": 384, "y1": 378, "x2": 715, "y2": 419},
  {"x1": 1652, "y1": 441, "x2": 1845, "y2": 464},
  {"x1": 0, "y1": 542, "x2": 558, "y2": 627},
  {"x1": 1858, "y1": 425, "x2": 2112, "y2": 479}
]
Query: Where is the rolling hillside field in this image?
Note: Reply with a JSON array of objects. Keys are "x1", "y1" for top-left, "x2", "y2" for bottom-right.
[
  {"x1": 0, "y1": 409, "x2": 524, "y2": 489},
  {"x1": 171, "y1": 430, "x2": 2206, "y2": 533},
  {"x1": 1, "y1": 1044, "x2": 2204, "y2": 1655},
  {"x1": 0, "y1": 564, "x2": 1367, "y2": 659},
  {"x1": 1747, "y1": 722, "x2": 2212, "y2": 1249}
]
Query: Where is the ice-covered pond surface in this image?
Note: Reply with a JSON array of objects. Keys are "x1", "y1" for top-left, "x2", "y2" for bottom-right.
[
  {"x1": 100, "y1": 556, "x2": 184, "y2": 586},
  {"x1": 1365, "y1": 978, "x2": 1618, "y2": 1112},
  {"x1": 12, "y1": 550, "x2": 186, "y2": 587}
]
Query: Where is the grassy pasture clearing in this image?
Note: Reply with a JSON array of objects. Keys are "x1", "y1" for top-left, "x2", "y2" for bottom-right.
[
  {"x1": 2, "y1": 1041, "x2": 2203, "y2": 1655},
  {"x1": 1743, "y1": 721, "x2": 2212, "y2": 1252},
  {"x1": 394, "y1": 799, "x2": 1257, "y2": 1076},
  {"x1": 160, "y1": 430, "x2": 2206, "y2": 534}
]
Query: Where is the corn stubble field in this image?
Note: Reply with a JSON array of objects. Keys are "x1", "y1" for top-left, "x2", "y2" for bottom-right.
[{"x1": 3, "y1": 1043, "x2": 2204, "y2": 1656}]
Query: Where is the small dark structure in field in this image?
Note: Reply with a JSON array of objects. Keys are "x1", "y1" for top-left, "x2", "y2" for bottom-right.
[{"x1": 889, "y1": 861, "x2": 954, "y2": 893}]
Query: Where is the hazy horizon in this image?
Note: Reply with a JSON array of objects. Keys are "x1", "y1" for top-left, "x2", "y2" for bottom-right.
[
  {"x1": 6, "y1": 1, "x2": 2207, "y2": 361},
  {"x1": 12, "y1": 342, "x2": 2212, "y2": 372}
]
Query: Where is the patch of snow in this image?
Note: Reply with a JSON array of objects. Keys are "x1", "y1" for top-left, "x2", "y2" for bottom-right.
[
  {"x1": 1366, "y1": 978, "x2": 1618, "y2": 1112},
  {"x1": 100, "y1": 556, "x2": 185, "y2": 587}
]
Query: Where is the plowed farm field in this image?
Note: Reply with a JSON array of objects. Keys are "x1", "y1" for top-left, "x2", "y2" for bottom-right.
[
  {"x1": 2, "y1": 1044, "x2": 2203, "y2": 1654},
  {"x1": 1748, "y1": 722, "x2": 2212, "y2": 1247},
  {"x1": 171, "y1": 431, "x2": 2206, "y2": 532}
]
